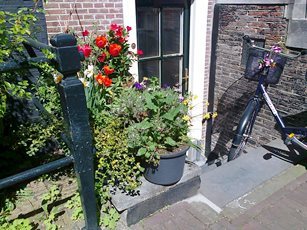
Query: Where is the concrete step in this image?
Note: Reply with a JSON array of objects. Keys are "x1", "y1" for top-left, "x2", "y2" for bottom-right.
[
  {"x1": 198, "y1": 139, "x2": 306, "y2": 209},
  {"x1": 111, "y1": 163, "x2": 201, "y2": 226}
]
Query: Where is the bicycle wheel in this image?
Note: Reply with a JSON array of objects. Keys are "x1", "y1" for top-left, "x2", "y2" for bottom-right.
[{"x1": 228, "y1": 100, "x2": 259, "y2": 161}]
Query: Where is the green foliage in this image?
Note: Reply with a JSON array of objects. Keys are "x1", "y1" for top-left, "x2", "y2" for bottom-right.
[
  {"x1": 0, "y1": 218, "x2": 33, "y2": 230},
  {"x1": 65, "y1": 192, "x2": 83, "y2": 221},
  {"x1": 100, "y1": 206, "x2": 120, "y2": 230},
  {"x1": 94, "y1": 115, "x2": 144, "y2": 192},
  {"x1": 0, "y1": 188, "x2": 34, "y2": 230},
  {"x1": 0, "y1": 9, "x2": 37, "y2": 61},
  {"x1": 94, "y1": 114, "x2": 144, "y2": 229},
  {"x1": 110, "y1": 78, "x2": 192, "y2": 165},
  {"x1": 4, "y1": 75, "x2": 66, "y2": 157},
  {"x1": 0, "y1": 9, "x2": 38, "y2": 119},
  {"x1": 40, "y1": 184, "x2": 61, "y2": 230}
]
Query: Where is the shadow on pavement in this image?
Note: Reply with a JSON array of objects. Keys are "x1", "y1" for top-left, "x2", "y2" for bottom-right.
[{"x1": 262, "y1": 144, "x2": 307, "y2": 168}]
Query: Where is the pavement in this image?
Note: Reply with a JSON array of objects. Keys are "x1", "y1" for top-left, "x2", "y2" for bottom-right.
[{"x1": 125, "y1": 139, "x2": 307, "y2": 230}]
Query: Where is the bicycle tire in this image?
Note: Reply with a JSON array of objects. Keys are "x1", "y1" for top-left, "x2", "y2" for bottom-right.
[{"x1": 228, "y1": 99, "x2": 259, "y2": 161}]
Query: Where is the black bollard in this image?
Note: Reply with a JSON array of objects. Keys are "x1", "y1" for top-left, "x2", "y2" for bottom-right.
[{"x1": 50, "y1": 34, "x2": 99, "y2": 230}]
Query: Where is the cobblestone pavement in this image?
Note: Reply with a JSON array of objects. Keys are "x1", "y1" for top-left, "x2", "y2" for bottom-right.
[{"x1": 128, "y1": 165, "x2": 307, "y2": 230}]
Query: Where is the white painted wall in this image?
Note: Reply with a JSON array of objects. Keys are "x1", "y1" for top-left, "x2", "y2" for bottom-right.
[
  {"x1": 188, "y1": 0, "x2": 209, "y2": 141},
  {"x1": 122, "y1": 0, "x2": 139, "y2": 80}
]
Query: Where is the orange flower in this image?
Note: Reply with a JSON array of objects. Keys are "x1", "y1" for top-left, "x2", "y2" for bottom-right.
[
  {"x1": 103, "y1": 65, "x2": 114, "y2": 75},
  {"x1": 95, "y1": 73, "x2": 112, "y2": 87},
  {"x1": 109, "y1": 43, "x2": 122, "y2": 57},
  {"x1": 95, "y1": 73, "x2": 105, "y2": 85},
  {"x1": 95, "y1": 35, "x2": 107, "y2": 48}
]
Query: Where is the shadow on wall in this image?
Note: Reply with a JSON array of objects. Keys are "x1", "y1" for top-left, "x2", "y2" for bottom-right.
[{"x1": 208, "y1": 78, "x2": 256, "y2": 161}]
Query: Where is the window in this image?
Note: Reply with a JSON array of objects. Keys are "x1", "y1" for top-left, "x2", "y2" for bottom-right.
[{"x1": 136, "y1": 0, "x2": 190, "y2": 92}]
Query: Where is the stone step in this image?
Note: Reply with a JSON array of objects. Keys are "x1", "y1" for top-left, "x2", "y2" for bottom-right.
[
  {"x1": 199, "y1": 138, "x2": 305, "y2": 209},
  {"x1": 111, "y1": 163, "x2": 201, "y2": 226}
]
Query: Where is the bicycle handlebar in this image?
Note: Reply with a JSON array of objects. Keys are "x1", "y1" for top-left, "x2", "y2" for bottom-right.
[{"x1": 243, "y1": 35, "x2": 304, "y2": 59}]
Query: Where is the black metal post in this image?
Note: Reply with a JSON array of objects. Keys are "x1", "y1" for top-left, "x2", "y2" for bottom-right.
[{"x1": 50, "y1": 34, "x2": 99, "y2": 230}]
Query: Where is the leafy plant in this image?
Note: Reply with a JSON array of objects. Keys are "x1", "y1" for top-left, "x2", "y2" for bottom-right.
[
  {"x1": 65, "y1": 192, "x2": 83, "y2": 221},
  {"x1": 0, "y1": 218, "x2": 33, "y2": 230},
  {"x1": 100, "y1": 206, "x2": 120, "y2": 230},
  {"x1": 94, "y1": 115, "x2": 144, "y2": 192},
  {"x1": 109, "y1": 78, "x2": 194, "y2": 165},
  {"x1": 0, "y1": 188, "x2": 34, "y2": 230},
  {"x1": 0, "y1": 8, "x2": 37, "y2": 119},
  {"x1": 40, "y1": 184, "x2": 61, "y2": 230}
]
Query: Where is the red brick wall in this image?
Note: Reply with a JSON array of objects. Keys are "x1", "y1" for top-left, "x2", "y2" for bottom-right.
[{"x1": 43, "y1": 0, "x2": 124, "y2": 38}]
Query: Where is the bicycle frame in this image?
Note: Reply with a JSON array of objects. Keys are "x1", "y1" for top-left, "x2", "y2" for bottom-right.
[{"x1": 255, "y1": 75, "x2": 307, "y2": 141}]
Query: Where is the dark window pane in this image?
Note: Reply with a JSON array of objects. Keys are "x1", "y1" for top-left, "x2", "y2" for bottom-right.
[
  {"x1": 162, "y1": 8, "x2": 182, "y2": 55},
  {"x1": 138, "y1": 60, "x2": 160, "y2": 80},
  {"x1": 137, "y1": 8, "x2": 159, "y2": 58},
  {"x1": 162, "y1": 57, "x2": 181, "y2": 87}
]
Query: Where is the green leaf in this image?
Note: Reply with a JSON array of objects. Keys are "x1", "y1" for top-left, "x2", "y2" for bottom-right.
[
  {"x1": 145, "y1": 151, "x2": 151, "y2": 158},
  {"x1": 145, "y1": 94, "x2": 158, "y2": 111},
  {"x1": 136, "y1": 148, "x2": 146, "y2": 156},
  {"x1": 162, "y1": 107, "x2": 180, "y2": 121},
  {"x1": 165, "y1": 137, "x2": 177, "y2": 146}
]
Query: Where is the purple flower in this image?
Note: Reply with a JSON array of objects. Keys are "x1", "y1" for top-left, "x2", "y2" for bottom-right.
[
  {"x1": 133, "y1": 82, "x2": 143, "y2": 90},
  {"x1": 162, "y1": 83, "x2": 170, "y2": 89},
  {"x1": 271, "y1": 45, "x2": 282, "y2": 53},
  {"x1": 178, "y1": 95, "x2": 184, "y2": 102}
]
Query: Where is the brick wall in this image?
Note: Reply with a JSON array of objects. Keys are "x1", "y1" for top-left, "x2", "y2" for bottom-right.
[
  {"x1": 43, "y1": 0, "x2": 124, "y2": 38},
  {"x1": 210, "y1": 5, "x2": 307, "y2": 156}
]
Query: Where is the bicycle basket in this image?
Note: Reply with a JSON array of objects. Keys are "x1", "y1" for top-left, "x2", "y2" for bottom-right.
[{"x1": 244, "y1": 48, "x2": 287, "y2": 85}]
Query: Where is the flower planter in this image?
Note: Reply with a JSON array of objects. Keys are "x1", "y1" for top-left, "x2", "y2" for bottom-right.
[{"x1": 144, "y1": 146, "x2": 189, "y2": 186}]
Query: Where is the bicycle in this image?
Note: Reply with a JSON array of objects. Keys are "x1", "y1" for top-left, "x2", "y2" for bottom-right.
[{"x1": 228, "y1": 35, "x2": 307, "y2": 161}]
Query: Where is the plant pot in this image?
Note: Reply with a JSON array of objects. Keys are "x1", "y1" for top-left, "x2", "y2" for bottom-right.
[{"x1": 144, "y1": 146, "x2": 189, "y2": 186}]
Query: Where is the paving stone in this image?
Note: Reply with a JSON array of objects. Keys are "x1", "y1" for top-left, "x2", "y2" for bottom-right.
[
  {"x1": 209, "y1": 218, "x2": 235, "y2": 230},
  {"x1": 163, "y1": 219, "x2": 179, "y2": 230},
  {"x1": 241, "y1": 219, "x2": 268, "y2": 230},
  {"x1": 200, "y1": 139, "x2": 293, "y2": 208}
]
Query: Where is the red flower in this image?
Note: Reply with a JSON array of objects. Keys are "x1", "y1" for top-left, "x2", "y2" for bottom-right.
[
  {"x1": 97, "y1": 53, "x2": 106, "y2": 63},
  {"x1": 95, "y1": 35, "x2": 107, "y2": 48},
  {"x1": 82, "y1": 30, "x2": 89, "y2": 36},
  {"x1": 118, "y1": 37, "x2": 125, "y2": 43},
  {"x1": 78, "y1": 44, "x2": 92, "y2": 58},
  {"x1": 103, "y1": 65, "x2": 114, "y2": 75},
  {"x1": 126, "y1": 26, "x2": 132, "y2": 31},
  {"x1": 102, "y1": 76, "x2": 112, "y2": 87},
  {"x1": 137, "y1": 49, "x2": 144, "y2": 55},
  {"x1": 109, "y1": 43, "x2": 122, "y2": 57},
  {"x1": 116, "y1": 26, "x2": 123, "y2": 37},
  {"x1": 110, "y1": 23, "x2": 118, "y2": 31},
  {"x1": 95, "y1": 74, "x2": 112, "y2": 87}
]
